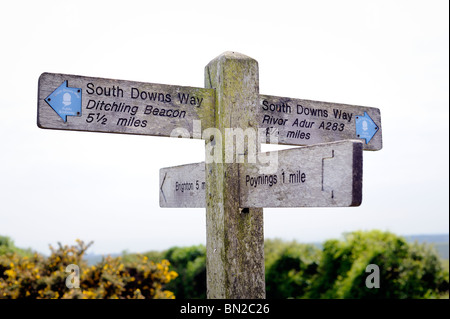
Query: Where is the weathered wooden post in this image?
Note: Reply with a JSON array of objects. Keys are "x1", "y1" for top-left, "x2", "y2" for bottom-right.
[{"x1": 204, "y1": 52, "x2": 265, "y2": 298}]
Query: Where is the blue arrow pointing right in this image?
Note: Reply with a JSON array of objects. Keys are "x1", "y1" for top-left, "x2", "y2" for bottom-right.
[{"x1": 355, "y1": 112, "x2": 379, "y2": 144}]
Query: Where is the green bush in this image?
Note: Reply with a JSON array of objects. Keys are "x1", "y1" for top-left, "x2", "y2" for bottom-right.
[
  {"x1": 265, "y1": 240, "x2": 320, "y2": 299},
  {"x1": 161, "y1": 245, "x2": 206, "y2": 299},
  {"x1": 307, "y1": 230, "x2": 449, "y2": 299},
  {"x1": 142, "y1": 232, "x2": 448, "y2": 299}
]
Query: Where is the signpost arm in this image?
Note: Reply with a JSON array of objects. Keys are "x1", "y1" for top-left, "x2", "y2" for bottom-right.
[{"x1": 204, "y1": 52, "x2": 265, "y2": 298}]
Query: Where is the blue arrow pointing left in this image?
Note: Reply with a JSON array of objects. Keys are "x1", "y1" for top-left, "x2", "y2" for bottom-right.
[{"x1": 45, "y1": 81, "x2": 82, "y2": 122}]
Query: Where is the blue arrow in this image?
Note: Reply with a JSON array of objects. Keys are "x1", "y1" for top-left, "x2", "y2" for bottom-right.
[
  {"x1": 44, "y1": 81, "x2": 82, "y2": 122},
  {"x1": 355, "y1": 111, "x2": 379, "y2": 144}
]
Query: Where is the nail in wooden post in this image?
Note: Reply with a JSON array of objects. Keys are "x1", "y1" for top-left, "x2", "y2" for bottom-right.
[{"x1": 204, "y1": 51, "x2": 265, "y2": 299}]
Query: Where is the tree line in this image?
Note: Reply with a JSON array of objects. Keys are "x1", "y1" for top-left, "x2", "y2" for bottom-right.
[{"x1": 1, "y1": 230, "x2": 448, "y2": 299}]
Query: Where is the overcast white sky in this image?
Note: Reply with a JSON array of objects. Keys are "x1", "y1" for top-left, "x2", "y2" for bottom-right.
[{"x1": 0, "y1": 0, "x2": 448, "y2": 255}]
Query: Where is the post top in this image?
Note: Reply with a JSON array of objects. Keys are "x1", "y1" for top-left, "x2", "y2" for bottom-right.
[
  {"x1": 207, "y1": 51, "x2": 258, "y2": 66},
  {"x1": 219, "y1": 51, "x2": 251, "y2": 58}
]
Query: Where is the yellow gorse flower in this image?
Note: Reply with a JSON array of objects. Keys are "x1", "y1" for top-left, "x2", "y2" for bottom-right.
[{"x1": 0, "y1": 239, "x2": 178, "y2": 299}]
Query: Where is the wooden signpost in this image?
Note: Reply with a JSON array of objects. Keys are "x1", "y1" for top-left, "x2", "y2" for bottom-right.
[
  {"x1": 38, "y1": 75, "x2": 382, "y2": 150},
  {"x1": 160, "y1": 162, "x2": 206, "y2": 208},
  {"x1": 37, "y1": 51, "x2": 382, "y2": 299},
  {"x1": 38, "y1": 73, "x2": 215, "y2": 137},
  {"x1": 258, "y1": 95, "x2": 382, "y2": 151},
  {"x1": 240, "y1": 140, "x2": 363, "y2": 208},
  {"x1": 160, "y1": 140, "x2": 363, "y2": 208}
]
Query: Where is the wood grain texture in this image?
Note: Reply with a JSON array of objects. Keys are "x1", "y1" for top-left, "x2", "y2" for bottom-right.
[
  {"x1": 258, "y1": 94, "x2": 382, "y2": 151},
  {"x1": 38, "y1": 72, "x2": 215, "y2": 138},
  {"x1": 204, "y1": 52, "x2": 265, "y2": 299},
  {"x1": 37, "y1": 74, "x2": 381, "y2": 150},
  {"x1": 159, "y1": 162, "x2": 206, "y2": 208},
  {"x1": 239, "y1": 140, "x2": 364, "y2": 208},
  {"x1": 158, "y1": 140, "x2": 363, "y2": 208}
]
